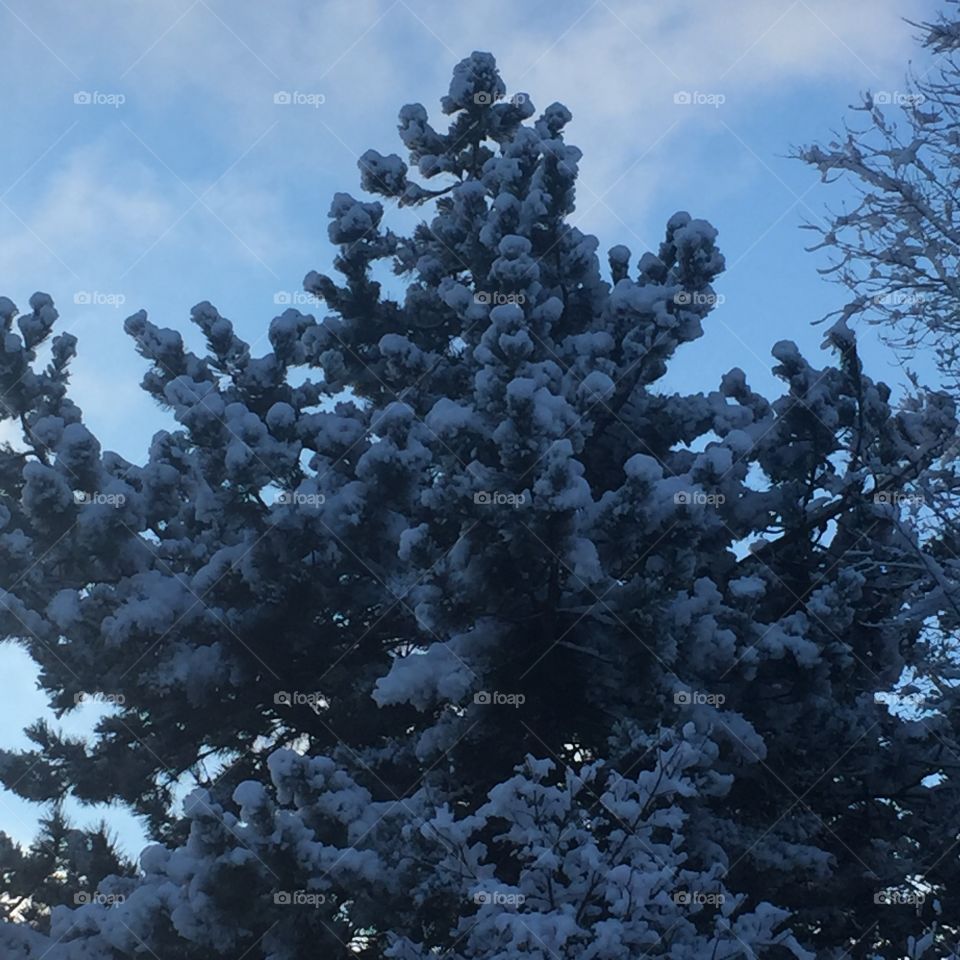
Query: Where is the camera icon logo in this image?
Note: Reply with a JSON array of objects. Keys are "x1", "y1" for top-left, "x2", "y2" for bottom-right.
[
  {"x1": 274, "y1": 891, "x2": 292, "y2": 904},
  {"x1": 274, "y1": 691, "x2": 292, "y2": 706},
  {"x1": 74, "y1": 91, "x2": 92, "y2": 105},
  {"x1": 673, "y1": 91, "x2": 692, "y2": 105},
  {"x1": 273, "y1": 91, "x2": 292, "y2": 105},
  {"x1": 474, "y1": 691, "x2": 492, "y2": 705}
]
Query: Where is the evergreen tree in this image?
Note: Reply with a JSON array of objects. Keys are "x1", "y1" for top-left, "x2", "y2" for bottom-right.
[
  {"x1": 1, "y1": 51, "x2": 958, "y2": 958},
  {"x1": 0, "y1": 806, "x2": 131, "y2": 931}
]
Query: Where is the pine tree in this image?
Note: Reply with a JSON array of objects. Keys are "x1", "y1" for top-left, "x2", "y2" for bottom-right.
[
  {"x1": 1, "y1": 51, "x2": 959, "y2": 958},
  {"x1": 0, "y1": 806, "x2": 131, "y2": 930}
]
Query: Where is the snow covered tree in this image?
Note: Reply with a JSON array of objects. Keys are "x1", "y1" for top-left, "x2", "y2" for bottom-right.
[
  {"x1": 797, "y1": 1, "x2": 960, "y2": 386},
  {"x1": 796, "y1": 0, "x2": 960, "y2": 611},
  {"x1": 798, "y1": 12, "x2": 960, "y2": 928},
  {"x1": 1, "y1": 51, "x2": 959, "y2": 958}
]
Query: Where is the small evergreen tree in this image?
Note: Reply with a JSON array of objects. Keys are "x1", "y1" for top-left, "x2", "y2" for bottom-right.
[{"x1": 0, "y1": 807, "x2": 131, "y2": 930}]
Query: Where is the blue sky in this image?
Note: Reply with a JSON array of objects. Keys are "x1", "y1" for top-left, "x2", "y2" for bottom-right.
[{"x1": 0, "y1": 0, "x2": 945, "y2": 856}]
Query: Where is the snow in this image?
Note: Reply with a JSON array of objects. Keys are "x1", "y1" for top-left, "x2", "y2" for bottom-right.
[
  {"x1": 577, "y1": 370, "x2": 615, "y2": 404},
  {"x1": 624, "y1": 452, "x2": 664, "y2": 482},
  {"x1": 358, "y1": 149, "x2": 408, "y2": 196},
  {"x1": 728, "y1": 575, "x2": 766, "y2": 599},
  {"x1": 372, "y1": 644, "x2": 475, "y2": 711},
  {"x1": 425, "y1": 397, "x2": 478, "y2": 435}
]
